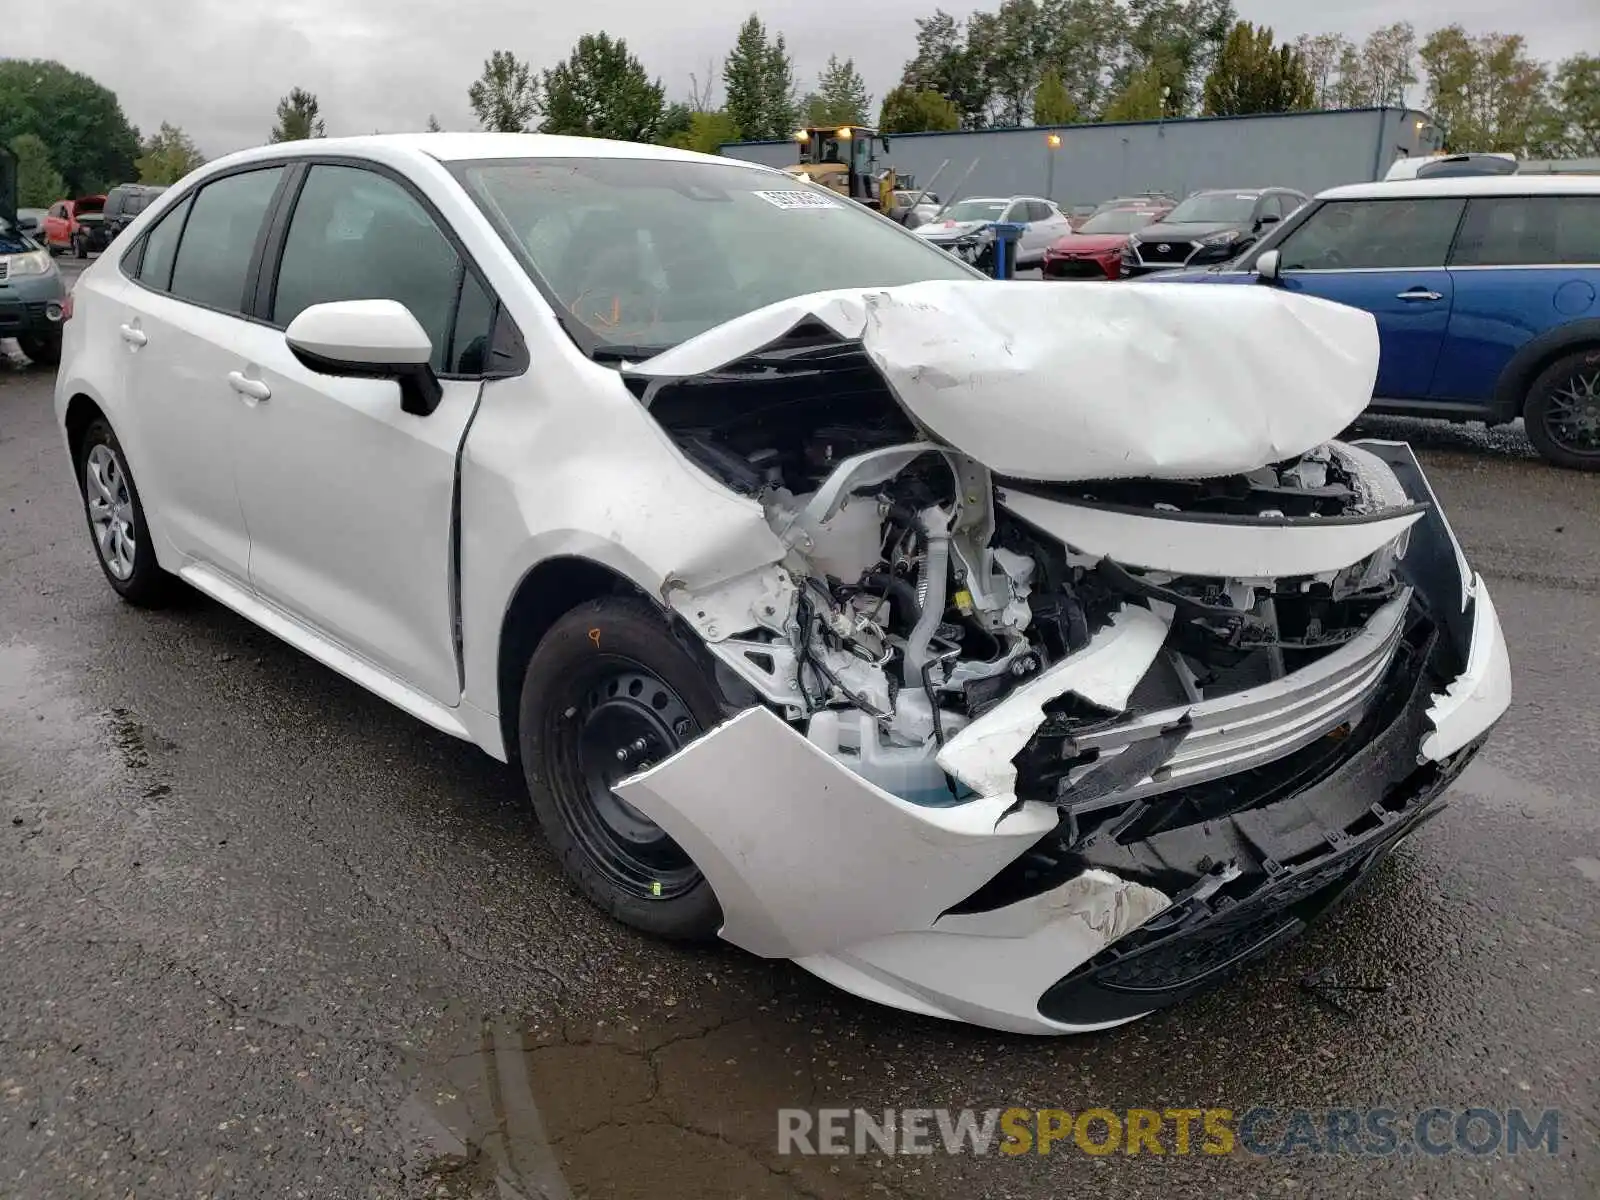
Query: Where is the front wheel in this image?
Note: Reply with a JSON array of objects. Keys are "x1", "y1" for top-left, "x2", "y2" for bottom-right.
[
  {"x1": 19, "y1": 333, "x2": 61, "y2": 367},
  {"x1": 73, "y1": 233, "x2": 89, "y2": 259},
  {"x1": 1524, "y1": 348, "x2": 1600, "y2": 471},
  {"x1": 518, "y1": 596, "x2": 724, "y2": 940},
  {"x1": 75, "y1": 418, "x2": 176, "y2": 605}
]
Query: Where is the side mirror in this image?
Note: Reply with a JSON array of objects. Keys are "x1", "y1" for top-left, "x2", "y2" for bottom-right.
[
  {"x1": 1255, "y1": 248, "x2": 1281, "y2": 282},
  {"x1": 285, "y1": 299, "x2": 442, "y2": 416},
  {"x1": 1257, "y1": 213, "x2": 1281, "y2": 229}
]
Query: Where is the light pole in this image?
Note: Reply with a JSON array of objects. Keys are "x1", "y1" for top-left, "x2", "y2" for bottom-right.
[{"x1": 1045, "y1": 132, "x2": 1062, "y2": 200}]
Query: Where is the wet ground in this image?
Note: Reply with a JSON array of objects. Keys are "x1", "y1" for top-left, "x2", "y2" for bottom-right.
[{"x1": 2, "y1": 280, "x2": 1598, "y2": 1197}]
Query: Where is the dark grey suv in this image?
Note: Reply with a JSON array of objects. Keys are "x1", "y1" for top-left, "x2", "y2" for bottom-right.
[{"x1": 103, "y1": 183, "x2": 167, "y2": 240}]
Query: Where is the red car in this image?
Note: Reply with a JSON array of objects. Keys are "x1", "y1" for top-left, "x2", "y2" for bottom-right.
[
  {"x1": 41, "y1": 195, "x2": 108, "y2": 258},
  {"x1": 1043, "y1": 206, "x2": 1170, "y2": 280}
]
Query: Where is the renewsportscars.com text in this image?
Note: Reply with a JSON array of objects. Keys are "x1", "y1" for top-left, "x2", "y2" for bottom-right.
[{"x1": 777, "y1": 1106, "x2": 1561, "y2": 1158}]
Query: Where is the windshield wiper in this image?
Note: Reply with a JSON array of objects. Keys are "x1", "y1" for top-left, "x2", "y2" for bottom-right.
[{"x1": 589, "y1": 344, "x2": 671, "y2": 364}]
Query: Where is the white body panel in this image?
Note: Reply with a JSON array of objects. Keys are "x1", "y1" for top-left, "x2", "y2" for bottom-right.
[
  {"x1": 999, "y1": 488, "x2": 1424, "y2": 578},
  {"x1": 936, "y1": 605, "x2": 1171, "y2": 797},
  {"x1": 614, "y1": 706, "x2": 1060, "y2": 960}
]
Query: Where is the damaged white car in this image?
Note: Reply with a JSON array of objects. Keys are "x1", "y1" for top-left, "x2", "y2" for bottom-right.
[{"x1": 56, "y1": 136, "x2": 1511, "y2": 1034}]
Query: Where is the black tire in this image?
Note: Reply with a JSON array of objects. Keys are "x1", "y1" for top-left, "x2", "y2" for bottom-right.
[
  {"x1": 75, "y1": 418, "x2": 176, "y2": 606},
  {"x1": 1524, "y1": 347, "x2": 1600, "y2": 471},
  {"x1": 519, "y1": 596, "x2": 724, "y2": 940},
  {"x1": 18, "y1": 334, "x2": 61, "y2": 367},
  {"x1": 73, "y1": 234, "x2": 88, "y2": 259},
  {"x1": 47, "y1": 242, "x2": 62, "y2": 257}
]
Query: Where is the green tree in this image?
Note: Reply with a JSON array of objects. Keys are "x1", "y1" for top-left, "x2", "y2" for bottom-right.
[
  {"x1": 1420, "y1": 25, "x2": 1550, "y2": 153},
  {"x1": 878, "y1": 85, "x2": 962, "y2": 133},
  {"x1": 723, "y1": 16, "x2": 796, "y2": 140},
  {"x1": 8, "y1": 134, "x2": 65, "y2": 207},
  {"x1": 0, "y1": 59, "x2": 139, "y2": 193},
  {"x1": 468, "y1": 50, "x2": 540, "y2": 132},
  {"x1": 1543, "y1": 53, "x2": 1600, "y2": 156},
  {"x1": 657, "y1": 102, "x2": 694, "y2": 145},
  {"x1": 1033, "y1": 70, "x2": 1078, "y2": 124},
  {"x1": 134, "y1": 122, "x2": 205, "y2": 185},
  {"x1": 664, "y1": 109, "x2": 741, "y2": 155},
  {"x1": 1293, "y1": 32, "x2": 1352, "y2": 109},
  {"x1": 1037, "y1": 0, "x2": 1128, "y2": 120},
  {"x1": 1102, "y1": 63, "x2": 1167, "y2": 121},
  {"x1": 968, "y1": 0, "x2": 1048, "y2": 126},
  {"x1": 1202, "y1": 22, "x2": 1313, "y2": 115},
  {"x1": 540, "y1": 33, "x2": 666, "y2": 143},
  {"x1": 902, "y1": 10, "x2": 988, "y2": 128},
  {"x1": 803, "y1": 55, "x2": 872, "y2": 127},
  {"x1": 1331, "y1": 21, "x2": 1416, "y2": 109},
  {"x1": 425, "y1": 113, "x2": 443, "y2": 132},
  {"x1": 269, "y1": 88, "x2": 325, "y2": 142},
  {"x1": 1114, "y1": 0, "x2": 1237, "y2": 117}
]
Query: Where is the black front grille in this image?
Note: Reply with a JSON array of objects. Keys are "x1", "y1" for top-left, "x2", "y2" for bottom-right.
[
  {"x1": 0, "y1": 301, "x2": 50, "y2": 333},
  {"x1": 1046, "y1": 258, "x2": 1108, "y2": 279},
  {"x1": 1135, "y1": 239, "x2": 1194, "y2": 264}
]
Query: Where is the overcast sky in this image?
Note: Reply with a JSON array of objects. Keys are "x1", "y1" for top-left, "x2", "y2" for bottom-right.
[{"x1": 12, "y1": 0, "x2": 1598, "y2": 157}]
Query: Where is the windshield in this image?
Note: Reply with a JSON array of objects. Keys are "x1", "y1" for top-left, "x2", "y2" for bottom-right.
[
  {"x1": 1079, "y1": 209, "x2": 1162, "y2": 234},
  {"x1": 942, "y1": 199, "x2": 1008, "y2": 222},
  {"x1": 1166, "y1": 193, "x2": 1258, "y2": 224},
  {"x1": 454, "y1": 156, "x2": 977, "y2": 353}
]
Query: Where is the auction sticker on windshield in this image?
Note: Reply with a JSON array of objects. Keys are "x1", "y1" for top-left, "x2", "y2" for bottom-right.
[{"x1": 754, "y1": 190, "x2": 842, "y2": 209}]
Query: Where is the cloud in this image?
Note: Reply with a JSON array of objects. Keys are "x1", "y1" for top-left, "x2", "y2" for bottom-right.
[{"x1": 9, "y1": 0, "x2": 1597, "y2": 157}]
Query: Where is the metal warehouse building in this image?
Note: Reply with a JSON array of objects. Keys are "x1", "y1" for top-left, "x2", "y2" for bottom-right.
[{"x1": 722, "y1": 106, "x2": 1441, "y2": 210}]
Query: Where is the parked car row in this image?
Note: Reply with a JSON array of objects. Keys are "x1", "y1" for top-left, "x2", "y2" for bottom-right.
[
  {"x1": 1154, "y1": 174, "x2": 1600, "y2": 471},
  {"x1": 38, "y1": 183, "x2": 167, "y2": 258}
]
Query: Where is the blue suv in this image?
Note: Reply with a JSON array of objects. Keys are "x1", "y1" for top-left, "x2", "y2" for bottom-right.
[{"x1": 1153, "y1": 175, "x2": 1600, "y2": 470}]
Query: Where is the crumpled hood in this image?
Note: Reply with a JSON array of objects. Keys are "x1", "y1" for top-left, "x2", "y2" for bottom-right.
[
  {"x1": 915, "y1": 219, "x2": 991, "y2": 240},
  {"x1": 630, "y1": 279, "x2": 1379, "y2": 483}
]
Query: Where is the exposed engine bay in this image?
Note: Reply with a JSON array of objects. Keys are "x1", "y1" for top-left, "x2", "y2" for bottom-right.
[
  {"x1": 635, "y1": 333, "x2": 1423, "y2": 829},
  {"x1": 604, "y1": 280, "x2": 1509, "y2": 1033}
]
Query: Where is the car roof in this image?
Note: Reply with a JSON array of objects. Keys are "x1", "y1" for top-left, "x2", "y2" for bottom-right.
[
  {"x1": 1320, "y1": 174, "x2": 1600, "y2": 200},
  {"x1": 205, "y1": 132, "x2": 747, "y2": 174}
]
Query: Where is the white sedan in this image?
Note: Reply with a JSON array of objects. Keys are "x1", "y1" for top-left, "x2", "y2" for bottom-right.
[{"x1": 55, "y1": 134, "x2": 1509, "y2": 1034}]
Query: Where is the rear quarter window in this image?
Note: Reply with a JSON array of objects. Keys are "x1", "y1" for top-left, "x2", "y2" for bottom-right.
[{"x1": 1451, "y1": 195, "x2": 1600, "y2": 267}]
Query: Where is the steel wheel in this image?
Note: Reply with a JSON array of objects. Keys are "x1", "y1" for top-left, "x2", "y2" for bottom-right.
[
  {"x1": 85, "y1": 443, "x2": 137, "y2": 581},
  {"x1": 552, "y1": 664, "x2": 702, "y2": 902}
]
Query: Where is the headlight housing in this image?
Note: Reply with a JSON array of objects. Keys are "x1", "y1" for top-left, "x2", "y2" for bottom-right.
[
  {"x1": 1199, "y1": 230, "x2": 1240, "y2": 247},
  {"x1": 5, "y1": 249, "x2": 56, "y2": 278}
]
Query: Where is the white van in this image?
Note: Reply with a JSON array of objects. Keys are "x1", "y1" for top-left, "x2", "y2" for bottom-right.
[{"x1": 1385, "y1": 152, "x2": 1518, "y2": 181}]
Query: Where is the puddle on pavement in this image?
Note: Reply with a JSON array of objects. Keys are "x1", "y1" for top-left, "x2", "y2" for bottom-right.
[
  {"x1": 396, "y1": 997, "x2": 946, "y2": 1200},
  {"x1": 0, "y1": 638, "x2": 175, "y2": 816}
]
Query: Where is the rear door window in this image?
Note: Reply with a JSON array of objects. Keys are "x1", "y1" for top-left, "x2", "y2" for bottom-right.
[
  {"x1": 1451, "y1": 196, "x2": 1600, "y2": 267},
  {"x1": 1275, "y1": 198, "x2": 1466, "y2": 270},
  {"x1": 1025, "y1": 201, "x2": 1053, "y2": 223},
  {"x1": 135, "y1": 194, "x2": 193, "y2": 291},
  {"x1": 167, "y1": 168, "x2": 285, "y2": 313}
]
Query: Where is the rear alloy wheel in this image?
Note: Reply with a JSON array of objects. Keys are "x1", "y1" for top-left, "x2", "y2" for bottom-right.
[
  {"x1": 519, "y1": 596, "x2": 724, "y2": 940},
  {"x1": 1525, "y1": 348, "x2": 1600, "y2": 471},
  {"x1": 76, "y1": 418, "x2": 176, "y2": 606}
]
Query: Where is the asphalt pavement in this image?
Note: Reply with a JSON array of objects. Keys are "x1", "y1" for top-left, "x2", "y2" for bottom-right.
[{"x1": 2, "y1": 262, "x2": 1597, "y2": 1198}]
